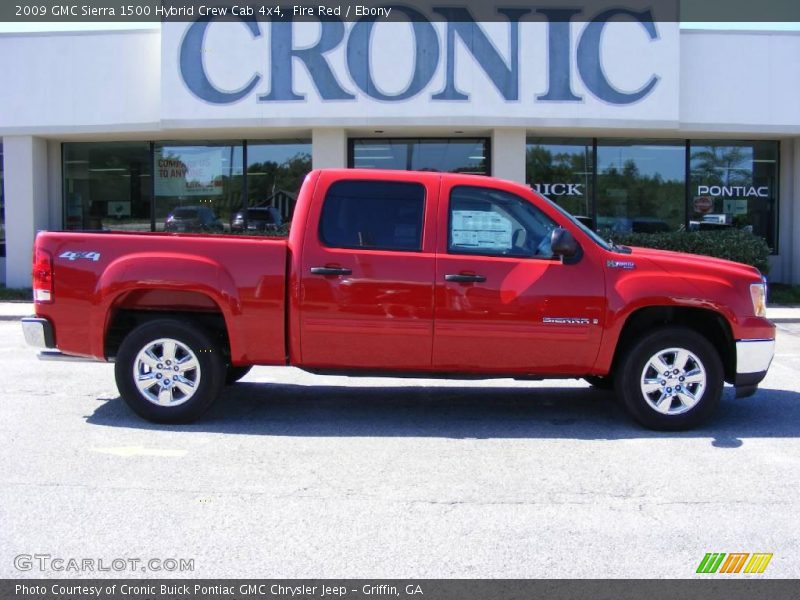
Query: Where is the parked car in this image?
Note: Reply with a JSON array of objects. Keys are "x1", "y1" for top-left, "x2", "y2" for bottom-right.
[
  {"x1": 22, "y1": 169, "x2": 774, "y2": 430},
  {"x1": 231, "y1": 206, "x2": 283, "y2": 233},
  {"x1": 164, "y1": 206, "x2": 224, "y2": 233}
]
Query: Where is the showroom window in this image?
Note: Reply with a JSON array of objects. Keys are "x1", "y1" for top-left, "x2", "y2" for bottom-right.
[
  {"x1": 154, "y1": 142, "x2": 243, "y2": 234},
  {"x1": 350, "y1": 138, "x2": 489, "y2": 175},
  {"x1": 64, "y1": 140, "x2": 311, "y2": 236},
  {"x1": 689, "y1": 140, "x2": 778, "y2": 249},
  {"x1": 63, "y1": 142, "x2": 153, "y2": 232},
  {"x1": 526, "y1": 138, "x2": 593, "y2": 221},
  {"x1": 0, "y1": 143, "x2": 4, "y2": 258},
  {"x1": 246, "y1": 140, "x2": 311, "y2": 223},
  {"x1": 596, "y1": 139, "x2": 686, "y2": 233}
]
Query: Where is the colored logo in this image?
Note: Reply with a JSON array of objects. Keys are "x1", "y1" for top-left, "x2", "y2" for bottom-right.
[{"x1": 696, "y1": 553, "x2": 773, "y2": 574}]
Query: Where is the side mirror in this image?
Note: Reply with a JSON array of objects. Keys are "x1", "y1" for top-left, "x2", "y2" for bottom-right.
[{"x1": 550, "y1": 227, "x2": 578, "y2": 258}]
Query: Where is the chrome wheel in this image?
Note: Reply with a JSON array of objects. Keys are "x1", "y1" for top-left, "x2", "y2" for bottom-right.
[
  {"x1": 132, "y1": 338, "x2": 201, "y2": 407},
  {"x1": 640, "y1": 347, "x2": 706, "y2": 415}
]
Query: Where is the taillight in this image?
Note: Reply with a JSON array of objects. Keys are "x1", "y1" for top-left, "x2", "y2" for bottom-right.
[{"x1": 32, "y1": 248, "x2": 53, "y2": 303}]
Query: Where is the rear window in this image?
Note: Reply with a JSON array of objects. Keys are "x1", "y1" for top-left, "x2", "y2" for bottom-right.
[{"x1": 319, "y1": 180, "x2": 425, "y2": 251}]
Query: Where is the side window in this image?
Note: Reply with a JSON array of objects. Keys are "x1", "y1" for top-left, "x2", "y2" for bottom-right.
[
  {"x1": 448, "y1": 186, "x2": 558, "y2": 258},
  {"x1": 320, "y1": 180, "x2": 425, "y2": 251}
]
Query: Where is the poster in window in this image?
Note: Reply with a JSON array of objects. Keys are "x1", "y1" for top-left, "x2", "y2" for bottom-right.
[
  {"x1": 155, "y1": 148, "x2": 225, "y2": 197},
  {"x1": 452, "y1": 210, "x2": 512, "y2": 251}
]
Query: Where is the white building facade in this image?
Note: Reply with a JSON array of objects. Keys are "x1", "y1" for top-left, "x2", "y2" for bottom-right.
[{"x1": 1, "y1": 14, "x2": 799, "y2": 287}]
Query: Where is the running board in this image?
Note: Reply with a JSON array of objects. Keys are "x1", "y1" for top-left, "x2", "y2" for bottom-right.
[{"x1": 37, "y1": 350, "x2": 102, "y2": 363}]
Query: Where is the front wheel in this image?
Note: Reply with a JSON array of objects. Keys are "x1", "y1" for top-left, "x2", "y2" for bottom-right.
[
  {"x1": 615, "y1": 327, "x2": 723, "y2": 430},
  {"x1": 115, "y1": 319, "x2": 225, "y2": 423}
]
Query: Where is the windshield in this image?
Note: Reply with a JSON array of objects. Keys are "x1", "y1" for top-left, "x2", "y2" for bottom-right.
[{"x1": 538, "y1": 195, "x2": 611, "y2": 251}]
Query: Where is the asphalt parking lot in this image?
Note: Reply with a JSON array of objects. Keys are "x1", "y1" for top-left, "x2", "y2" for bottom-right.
[{"x1": 1, "y1": 316, "x2": 799, "y2": 579}]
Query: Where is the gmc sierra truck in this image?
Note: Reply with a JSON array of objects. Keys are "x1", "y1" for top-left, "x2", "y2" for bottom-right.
[{"x1": 22, "y1": 169, "x2": 775, "y2": 430}]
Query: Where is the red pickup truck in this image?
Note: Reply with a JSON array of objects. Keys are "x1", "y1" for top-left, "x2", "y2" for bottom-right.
[{"x1": 22, "y1": 169, "x2": 775, "y2": 430}]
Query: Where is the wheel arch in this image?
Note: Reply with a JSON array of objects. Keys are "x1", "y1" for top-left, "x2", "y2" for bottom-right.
[
  {"x1": 104, "y1": 291, "x2": 231, "y2": 362},
  {"x1": 609, "y1": 306, "x2": 735, "y2": 384}
]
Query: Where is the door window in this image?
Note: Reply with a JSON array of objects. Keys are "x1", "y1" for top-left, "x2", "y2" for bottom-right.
[
  {"x1": 448, "y1": 186, "x2": 558, "y2": 258},
  {"x1": 320, "y1": 180, "x2": 425, "y2": 251}
]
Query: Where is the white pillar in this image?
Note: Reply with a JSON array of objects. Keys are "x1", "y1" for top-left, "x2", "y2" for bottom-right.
[
  {"x1": 312, "y1": 128, "x2": 348, "y2": 170},
  {"x1": 491, "y1": 128, "x2": 526, "y2": 184},
  {"x1": 4, "y1": 135, "x2": 48, "y2": 288}
]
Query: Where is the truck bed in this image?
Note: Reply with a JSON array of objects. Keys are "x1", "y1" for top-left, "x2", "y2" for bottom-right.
[{"x1": 34, "y1": 231, "x2": 289, "y2": 365}]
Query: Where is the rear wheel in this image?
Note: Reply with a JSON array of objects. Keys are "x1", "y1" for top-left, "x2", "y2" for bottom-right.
[
  {"x1": 115, "y1": 319, "x2": 225, "y2": 423},
  {"x1": 615, "y1": 327, "x2": 723, "y2": 430},
  {"x1": 225, "y1": 365, "x2": 253, "y2": 385}
]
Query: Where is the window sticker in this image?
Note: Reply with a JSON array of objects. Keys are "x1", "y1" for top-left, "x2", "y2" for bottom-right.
[{"x1": 452, "y1": 210, "x2": 512, "y2": 251}]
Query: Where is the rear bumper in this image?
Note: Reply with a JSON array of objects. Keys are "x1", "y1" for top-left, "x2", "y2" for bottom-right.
[
  {"x1": 734, "y1": 338, "x2": 775, "y2": 397},
  {"x1": 21, "y1": 316, "x2": 99, "y2": 362},
  {"x1": 21, "y1": 316, "x2": 55, "y2": 349}
]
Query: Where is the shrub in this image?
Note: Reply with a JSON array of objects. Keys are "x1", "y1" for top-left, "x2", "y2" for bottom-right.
[{"x1": 600, "y1": 229, "x2": 771, "y2": 275}]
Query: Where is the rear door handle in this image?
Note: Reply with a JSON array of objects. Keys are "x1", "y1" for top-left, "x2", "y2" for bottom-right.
[
  {"x1": 310, "y1": 266, "x2": 352, "y2": 276},
  {"x1": 445, "y1": 273, "x2": 486, "y2": 283}
]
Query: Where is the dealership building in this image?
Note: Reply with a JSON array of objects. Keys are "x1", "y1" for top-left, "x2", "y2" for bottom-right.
[{"x1": 1, "y1": 11, "x2": 800, "y2": 287}]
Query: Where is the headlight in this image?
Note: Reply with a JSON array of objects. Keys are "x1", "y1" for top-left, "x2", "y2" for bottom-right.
[{"x1": 750, "y1": 280, "x2": 767, "y2": 317}]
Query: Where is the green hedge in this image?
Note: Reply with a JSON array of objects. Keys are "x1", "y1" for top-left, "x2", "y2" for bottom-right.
[{"x1": 600, "y1": 229, "x2": 771, "y2": 275}]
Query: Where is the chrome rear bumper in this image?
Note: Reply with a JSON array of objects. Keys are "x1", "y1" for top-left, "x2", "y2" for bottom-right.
[{"x1": 21, "y1": 317, "x2": 55, "y2": 349}]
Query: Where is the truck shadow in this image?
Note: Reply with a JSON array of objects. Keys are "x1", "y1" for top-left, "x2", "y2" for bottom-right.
[{"x1": 86, "y1": 381, "x2": 800, "y2": 442}]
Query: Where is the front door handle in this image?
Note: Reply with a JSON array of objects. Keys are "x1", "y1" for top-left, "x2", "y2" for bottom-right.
[
  {"x1": 310, "y1": 266, "x2": 352, "y2": 276},
  {"x1": 445, "y1": 273, "x2": 486, "y2": 283}
]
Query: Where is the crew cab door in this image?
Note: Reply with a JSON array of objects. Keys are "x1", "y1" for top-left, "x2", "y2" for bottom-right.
[
  {"x1": 432, "y1": 181, "x2": 605, "y2": 375},
  {"x1": 298, "y1": 171, "x2": 439, "y2": 370}
]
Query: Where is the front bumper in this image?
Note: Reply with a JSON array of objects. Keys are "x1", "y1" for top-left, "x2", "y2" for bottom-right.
[{"x1": 734, "y1": 338, "x2": 775, "y2": 397}]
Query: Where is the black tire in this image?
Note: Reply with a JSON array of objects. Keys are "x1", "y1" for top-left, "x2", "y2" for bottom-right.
[
  {"x1": 615, "y1": 326, "x2": 723, "y2": 431},
  {"x1": 584, "y1": 375, "x2": 615, "y2": 390},
  {"x1": 115, "y1": 319, "x2": 225, "y2": 423},
  {"x1": 225, "y1": 365, "x2": 253, "y2": 385}
]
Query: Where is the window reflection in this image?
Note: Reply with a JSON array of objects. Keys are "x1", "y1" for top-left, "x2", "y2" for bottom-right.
[
  {"x1": 351, "y1": 138, "x2": 488, "y2": 175},
  {"x1": 689, "y1": 141, "x2": 778, "y2": 248},
  {"x1": 63, "y1": 142, "x2": 152, "y2": 233},
  {"x1": 246, "y1": 140, "x2": 311, "y2": 225},
  {"x1": 154, "y1": 142, "x2": 242, "y2": 234},
  {"x1": 596, "y1": 140, "x2": 686, "y2": 233},
  {"x1": 526, "y1": 138, "x2": 593, "y2": 221}
]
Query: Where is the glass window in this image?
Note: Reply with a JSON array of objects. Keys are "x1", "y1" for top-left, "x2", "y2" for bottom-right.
[
  {"x1": 526, "y1": 138, "x2": 594, "y2": 221},
  {"x1": 63, "y1": 142, "x2": 152, "y2": 232},
  {"x1": 0, "y1": 143, "x2": 4, "y2": 258},
  {"x1": 244, "y1": 140, "x2": 311, "y2": 230},
  {"x1": 689, "y1": 140, "x2": 778, "y2": 249},
  {"x1": 154, "y1": 142, "x2": 243, "y2": 234},
  {"x1": 351, "y1": 138, "x2": 489, "y2": 175},
  {"x1": 320, "y1": 180, "x2": 425, "y2": 251},
  {"x1": 596, "y1": 140, "x2": 686, "y2": 233},
  {"x1": 448, "y1": 186, "x2": 558, "y2": 258}
]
